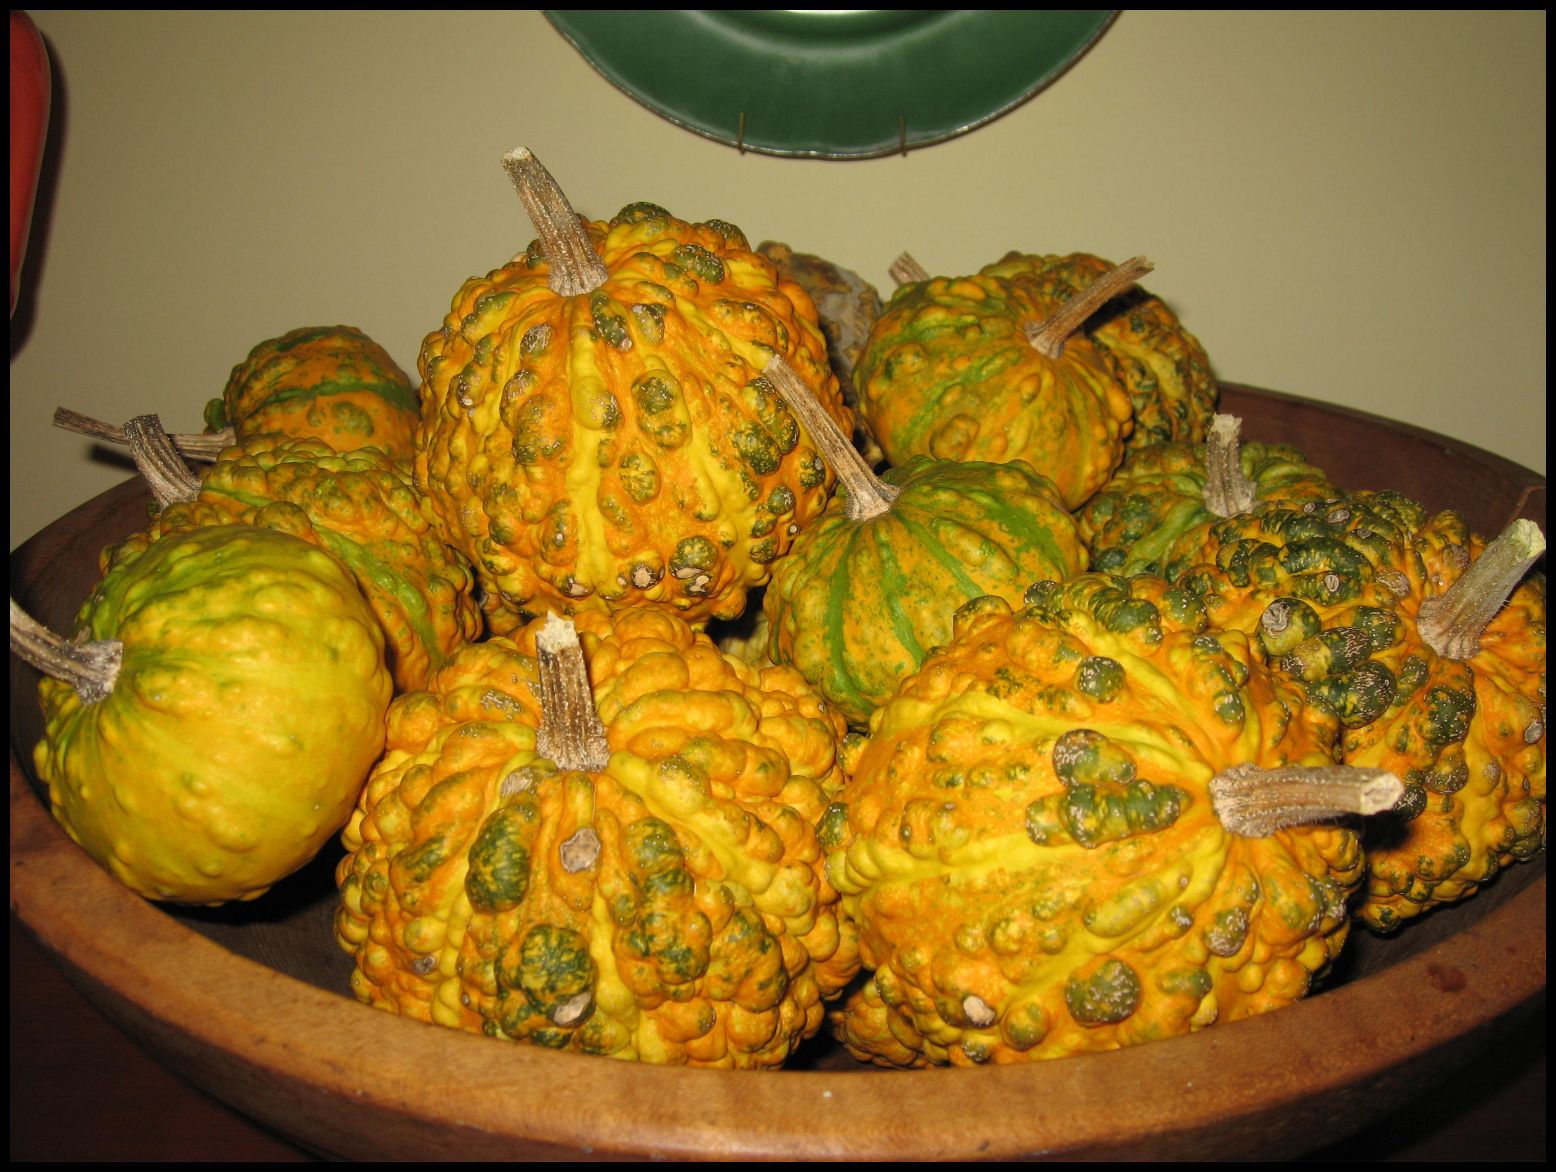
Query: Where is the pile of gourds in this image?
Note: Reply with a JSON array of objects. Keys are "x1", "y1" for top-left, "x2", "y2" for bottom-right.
[{"x1": 12, "y1": 147, "x2": 1545, "y2": 1071}]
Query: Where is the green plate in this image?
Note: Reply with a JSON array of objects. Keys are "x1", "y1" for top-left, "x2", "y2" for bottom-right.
[{"x1": 545, "y1": 10, "x2": 1118, "y2": 160}]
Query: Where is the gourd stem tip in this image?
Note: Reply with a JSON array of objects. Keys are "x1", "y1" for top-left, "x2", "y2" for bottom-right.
[
  {"x1": 1210, "y1": 763, "x2": 1403, "y2": 837},
  {"x1": 1418, "y1": 518, "x2": 1546, "y2": 660},
  {"x1": 534, "y1": 613, "x2": 610, "y2": 771},
  {"x1": 1204, "y1": 413, "x2": 1259, "y2": 517}
]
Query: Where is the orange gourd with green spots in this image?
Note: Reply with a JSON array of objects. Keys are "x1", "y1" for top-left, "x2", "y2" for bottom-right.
[
  {"x1": 334, "y1": 608, "x2": 861, "y2": 1067},
  {"x1": 825, "y1": 577, "x2": 1398, "y2": 1066},
  {"x1": 414, "y1": 150, "x2": 850, "y2": 632}
]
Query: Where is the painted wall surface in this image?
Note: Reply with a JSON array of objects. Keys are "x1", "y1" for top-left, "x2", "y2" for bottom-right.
[{"x1": 10, "y1": 10, "x2": 1546, "y2": 548}]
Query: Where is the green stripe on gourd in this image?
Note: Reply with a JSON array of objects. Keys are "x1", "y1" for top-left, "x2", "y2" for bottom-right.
[
  {"x1": 204, "y1": 324, "x2": 420, "y2": 462},
  {"x1": 111, "y1": 422, "x2": 480, "y2": 694},
  {"x1": 761, "y1": 355, "x2": 1087, "y2": 728}
]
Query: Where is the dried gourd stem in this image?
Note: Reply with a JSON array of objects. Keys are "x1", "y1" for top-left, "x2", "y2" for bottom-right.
[
  {"x1": 9, "y1": 598, "x2": 122, "y2": 704},
  {"x1": 1202, "y1": 413, "x2": 1260, "y2": 517},
  {"x1": 501, "y1": 147, "x2": 609, "y2": 298},
  {"x1": 889, "y1": 251, "x2": 931, "y2": 286},
  {"x1": 1417, "y1": 519, "x2": 1546, "y2": 660},
  {"x1": 534, "y1": 613, "x2": 611, "y2": 772},
  {"x1": 122, "y1": 415, "x2": 201, "y2": 505},
  {"x1": 763, "y1": 353, "x2": 899, "y2": 522},
  {"x1": 1210, "y1": 763, "x2": 1403, "y2": 838},
  {"x1": 1024, "y1": 256, "x2": 1154, "y2": 359},
  {"x1": 53, "y1": 406, "x2": 232, "y2": 461}
]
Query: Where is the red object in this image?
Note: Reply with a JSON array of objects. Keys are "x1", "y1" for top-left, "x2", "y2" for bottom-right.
[{"x1": 11, "y1": 10, "x2": 51, "y2": 317}]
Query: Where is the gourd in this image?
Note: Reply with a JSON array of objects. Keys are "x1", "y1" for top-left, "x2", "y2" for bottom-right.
[
  {"x1": 854, "y1": 257, "x2": 1144, "y2": 509},
  {"x1": 1176, "y1": 492, "x2": 1546, "y2": 927},
  {"x1": 203, "y1": 324, "x2": 421, "y2": 462},
  {"x1": 824, "y1": 578, "x2": 1400, "y2": 1066},
  {"x1": 415, "y1": 148, "x2": 851, "y2": 632},
  {"x1": 334, "y1": 608, "x2": 861, "y2": 1068},
  {"x1": 11, "y1": 524, "x2": 392, "y2": 904},
  {"x1": 758, "y1": 357, "x2": 1087, "y2": 727},
  {"x1": 1078, "y1": 414, "x2": 1337, "y2": 578},
  {"x1": 1327, "y1": 517, "x2": 1546, "y2": 930},
  {"x1": 756, "y1": 240, "x2": 882, "y2": 394},
  {"x1": 979, "y1": 250, "x2": 1218, "y2": 450},
  {"x1": 106, "y1": 418, "x2": 481, "y2": 694}
]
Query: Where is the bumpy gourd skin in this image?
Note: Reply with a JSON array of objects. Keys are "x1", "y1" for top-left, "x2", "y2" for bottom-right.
[
  {"x1": 415, "y1": 204, "x2": 850, "y2": 632},
  {"x1": 826, "y1": 577, "x2": 1359, "y2": 1067},
  {"x1": 1180, "y1": 491, "x2": 1432, "y2": 638},
  {"x1": 103, "y1": 437, "x2": 481, "y2": 694},
  {"x1": 1078, "y1": 439, "x2": 1336, "y2": 579},
  {"x1": 980, "y1": 251, "x2": 1218, "y2": 450},
  {"x1": 854, "y1": 272, "x2": 1132, "y2": 509},
  {"x1": 1337, "y1": 512, "x2": 1548, "y2": 930},
  {"x1": 763, "y1": 455, "x2": 1088, "y2": 726},
  {"x1": 204, "y1": 325, "x2": 421, "y2": 462},
  {"x1": 334, "y1": 608, "x2": 861, "y2": 1068},
  {"x1": 35, "y1": 525, "x2": 392, "y2": 904}
]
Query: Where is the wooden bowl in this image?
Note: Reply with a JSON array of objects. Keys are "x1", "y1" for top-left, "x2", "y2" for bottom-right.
[{"x1": 9, "y1": 384, "x2": 1546, "y2": 1160}]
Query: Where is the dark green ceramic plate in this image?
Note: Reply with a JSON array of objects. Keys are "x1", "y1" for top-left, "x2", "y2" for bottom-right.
[{"x1": 545, "y1": 10, "x2": 1117, "y2": 160}]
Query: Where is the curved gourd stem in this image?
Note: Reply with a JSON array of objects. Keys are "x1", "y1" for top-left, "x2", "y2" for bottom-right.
[
  {"x1": 889, "y1": 252, "x2": 931, "y2": 286},
  {"x1": 1024, "y1": 256, "x2": 1153, "y2": 359},
  {"x1": 501, "y1": 147, "x2": 609, "y2": 298},
  {"x1": 9, "y1": 597, "x2": 121, "y2": 704},
  {"x1": 1202, "y1": 414, "x2": 1260, "y2": 517},
  {"x1": 1417, "y1": 519, "x2": 1546, "y2": 661},
  {"x1": 54, "y1": 406, "x2": 232, "y2": 462},
  {"x1": 121, "y1": 414, "x2": 201, "y2": 506},
  {"x1": 763, "y1": 353, "x2": 899, "y2": 522},
  {"x1": 534, "y1": 613, "x2": 611, "y2": 772},
  {"x1": 1209, "y1": 763, "x2": 1403, "y2": 837},
  {"x1": 889, "y1": 253, "x2": 1155, "y2": 362}
]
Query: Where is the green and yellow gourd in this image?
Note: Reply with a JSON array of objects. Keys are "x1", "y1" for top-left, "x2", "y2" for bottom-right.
[
  {"x1": 12, "y1": 524, "x2": 392, "y2": 904},
  {"x1": 415, "y1": 148, "x2": 851, "y2": 633},
  {"x1": 825, "y1": 576, "x2": 1400, "y2": 1067},
  {"x1": 1078, "y1": 414, "x2": 1337, "y2": 579},
  {"x1": 757, "y1": 356, "x2": 1087, "y2": 727},
  {"x1": 979, "y1": 250, "x2": 1218, "y2": 450},
  {"x1": 334, "y1": 607, "x2": 861, "y2": 1067},
  {"x1": 203, "y1": 324, "x2": 421, "y2": 463},
  {"x1": 109, "y1": 418, "x2": 480, "y2": 694},
  {"x1": 854, "y1": 257, "x2": 1143, "y2": 509}
]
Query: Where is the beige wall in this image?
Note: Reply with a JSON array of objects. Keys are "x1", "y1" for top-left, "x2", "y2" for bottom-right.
[{"x1": 11, "y1": 10, "x2": 1546, "y2": 549}]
